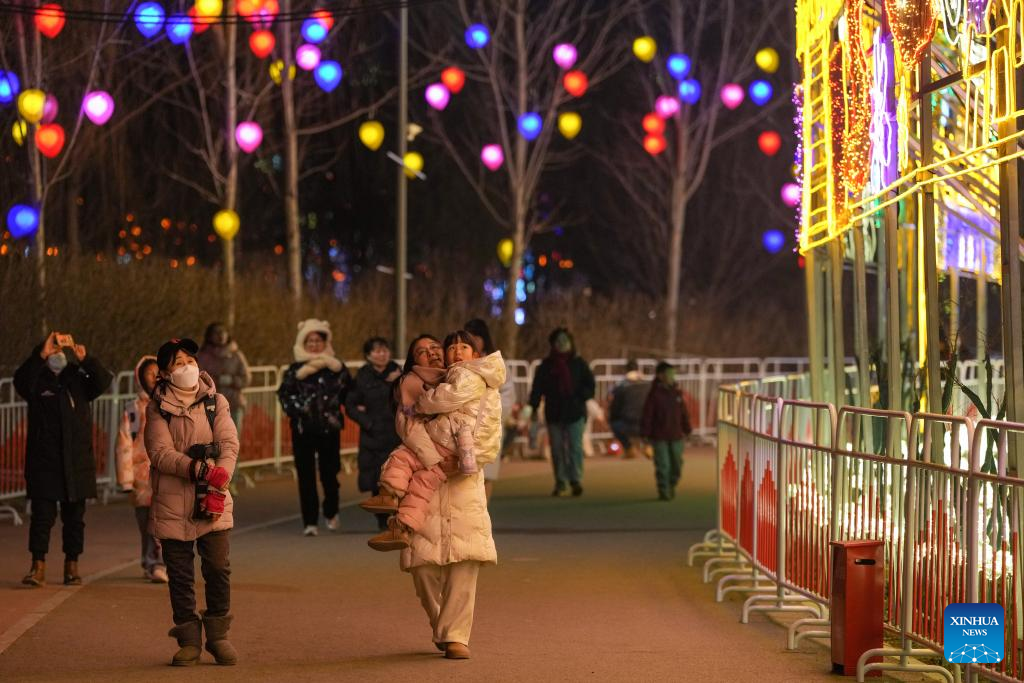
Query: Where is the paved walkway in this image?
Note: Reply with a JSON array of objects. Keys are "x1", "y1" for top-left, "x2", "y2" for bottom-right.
[{"x1": 0, "y1": 448, "x2": 903, "y2": 681}]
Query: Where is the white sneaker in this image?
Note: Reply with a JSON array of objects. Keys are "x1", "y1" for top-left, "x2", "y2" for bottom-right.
[
  {"x1": 326, "y1": 515, "x2": 339, "y2": 532},
  {"x1": 303, "y1": 525, "x2": 319, "y2": 536},
  {"x1": 147, "y1": 566, "x2": 169, "y2": 583}
]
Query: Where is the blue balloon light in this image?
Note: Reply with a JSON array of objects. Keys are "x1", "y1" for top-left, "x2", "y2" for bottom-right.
[
  {"x1": 165, "y1": 15, "x2": 193, "y2": 44},
  {"x1": 465, "y1": 23, "x2": 490, "y2": 49},
  {"x1": 678, "y1": 79, "x2": 701, "y2": 104},
  {"x1": 0, "y1": 71, "x2": 19, "y2": 105},
  {"x1": 666, "y1": 54, "x2": 691, "y2": 80},
  {"x1": 749, "y1": 79, "x2": 773, "y2": 106},
  {"x1": 517, "y1": 112, "x2": 542, "y2": 141},
  {"x1": 762, "y1": 229, "x2": 785, "y2": 254},
  {"x1": 134, "y1": 2, "x2": 166, "y2": 39},
  {"x1": 314, "y1": 60, "x2": 343, "y2": 92},
  {"x1": 301, "y1": 18, "x2": 328, "y2": 44},
  {"x1": 7, "y1": 204, "x2": 40, "y2": 239}
]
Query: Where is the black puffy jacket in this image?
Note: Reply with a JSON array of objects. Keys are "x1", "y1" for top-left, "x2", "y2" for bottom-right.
[
  {"x1": 277, "y1": 362, "x2": 352, "y2": 436},
  {"x1": 345, "y1": 362, "x2": 402, "y2": 452}
]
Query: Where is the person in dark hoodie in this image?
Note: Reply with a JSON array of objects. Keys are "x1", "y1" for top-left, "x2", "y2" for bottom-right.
[
  {"x1": 641, "y1": 362, "x2": 692, "y2": 501},
  {"x1": 527, "y1": 328, "x2": 595, "y2": 497},
  {"x1": 196, "y1": 323, "x2": 250, "y2": 429},
  {"x1": 14, "y1": 331, "x2": 113, "y2": 587}
]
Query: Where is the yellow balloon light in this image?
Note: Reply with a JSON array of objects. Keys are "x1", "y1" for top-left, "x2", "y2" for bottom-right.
[
  {"x1": 359, "y1": 120, "x2": 384, "y2": 151},
  {"x1": 213, "y1": 209, "x2": 240, "y2": 240},
  {"x1": 195, "y1": 0, "x2": 223, "y2": 17},
  {"x1": 755, "y1": 47, "x2": 780, "y2": 74},
  {"x1": 632, "y1": 36, "x2": 657, "y2": 63},
  {"x1": 497, "y1": 238, "x2": 514, "y2": 267},
  {"x1": 558, "y1": 112, "x2": 582, "y2": 140},
  {"x1": 12, "y1": 120, "x2": 27, "y2": 146},
  {"x1": 17, "y1": 89, "x2": 46, "y2": 124},
  {"x1": 403, "y1": 151, "x2": 424, "y2": 178},
  {"x1": 269, "y1": 60, "x2": 296, "y2": 85}
]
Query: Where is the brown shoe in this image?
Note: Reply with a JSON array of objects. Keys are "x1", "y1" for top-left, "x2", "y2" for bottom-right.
[
  {"x1": 445, "y1": 642, "x2": 471, "y2": 659},
  {"x1": 63, "y1": 560, "x2": 81, "y2": 586},
  {"x1": 359, "y1": 493, "x2": 399, "y2": 514},
  {"x1": 367, "y1": 516, "x2": 410, "y2": 551},
  {"x1": 22, "y1": 560, "x2": 45, "y2": 587}
]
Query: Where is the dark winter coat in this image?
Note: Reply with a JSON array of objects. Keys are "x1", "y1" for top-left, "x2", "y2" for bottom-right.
[
  {"x1": 609, "y1": 378, "x2": 650, "y2": 435},
  {"x1": 13, "y1": 348, "x2": 113, "y2": 501},
  {"x1": 529, "y1": 355, "x2": 596, "y2": 425},
  {"x1": 345, "y1": 362, "x2": 402, "y2": 491},
  {"x1": 641, "y1": 381, "x2": 693, "y2": 441},
  {"x1": 196, "y1": 342, "x2": 250, "y2": 412},
  {"x1": 277, "y1": 362, "x2": 352, "y2": 437}
]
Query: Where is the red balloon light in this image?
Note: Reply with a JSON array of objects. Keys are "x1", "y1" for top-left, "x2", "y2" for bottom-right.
[
  {"x1": 311, "y1": 9, "x2": 334, "y2": 30},
  {"x1": 441, "y1": 67, "x2": 465, "y2": 94},
  {"x1": 34, "y1": 4, "x2": 66, "y2": 39},
  {"x1": 189, "y1": 7, "x2": 215, "y2": 35},
  {"x1": 249, "y1": 30, "x2": 276, "y2": 59},
  {"x1": 563, "y1": 70, "x2": 589, "y2": 98},
  {"x1": 758, "y1": 130, "x2": 782, "y2": 156},
  {"x1": 643, "y1": 134, "x2": 667, "y2": 156},
  {"x1": 642, "y1": 113, "x2": 665, "y2": 136},
  {"x1": 35, "y1": 123, "x2": 65, "y2": 158}
]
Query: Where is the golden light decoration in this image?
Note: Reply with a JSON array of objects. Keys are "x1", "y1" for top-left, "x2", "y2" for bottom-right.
[
  {"x1": 194, "y1": 0, "x2": 223, "y2": 16},
  {"x1": 12, "y1": 119, "x2": 27, "y2": 146},
  {"x1": 755, "y1": 47, "x2": 779, "y2": 74},
  {"x1": 402, "y1": 151, "x2": 424, "y2": 178},
  {"x1": 497, "y1": 238, "x2": 514, "y2": 266},
  {"x1": 17, "y1": 89, "x2": 46, "y2": 124},
  {"x1": 885, "y1": 0, "x2": 936, "y2": 170},
  {"x1": 632, "y1": 36, "x2": 656, "y2": 63},
  {"x1": 557, "y1": 112, "x2": 582, "y2": 140},
  {"x1": 213, "y1": 209, "x2": 240, "y2": 240},
  {"x1": 839, "y1": 0, "x2": 872, "y2": 195},
  {"x1": 358, "y1": 120, "x2": 384, "y2": 150},
  {"x1": 269, "y1": 60, "x2": 296, "y2": 85}
]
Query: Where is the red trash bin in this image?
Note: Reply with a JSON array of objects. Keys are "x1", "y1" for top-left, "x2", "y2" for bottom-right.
[{"x1": 830, "y1": 540, "x2": 883, "y2": 676}]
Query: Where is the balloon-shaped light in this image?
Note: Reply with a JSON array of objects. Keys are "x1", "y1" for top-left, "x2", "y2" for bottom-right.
[
  {"x1": 314, "y1": 60, "x2": 342, "y2": 92},
  {"x1": 312, "y1": 9, "x2": 334, "y2": 31},
  {"x1": 135, "y1": 2, "x2": 165, "y2": 39},
  {"x1": 358, "y1": 120, "x2": 384, "y2": 150},
  {"x1": 655, "y1": 95, "x2": 680, "y2": 118},
  {"x1": 641, "y1": 113, "x2": 665, "y2": 136},
  {"x1": 632, "y1": 36, "x2": 656, "y2": 62},
  {"x1": 269, "y1": 59, "x2": 295, "y2": 85},
  {"x1": 34, "y1": 4, "x2": 66, "y2": 39},
  {"x1": 678, "y1": 79, "x2": 701, "y2": 104},
  {"x1": 749, "y1": 79, "x2": 773, "y2": 106},
  {"x1": 425, "y1": 83, "x2": 451, "y2": 111},
  {"x1": 301, "y1": 17, "x2": 328, "y2": 44},
  {"x1": 249, "y1": 30, "x2": 275, "y2": 58},
  {"x1": 40, "y1": 94, "x2": 58, "y2": 124},
  {"x1": 403, "y1": 151, "x2": 424, "y2": 178},
  {"x1": 0, "y1": 71, "x2": 20, "y2": 105},
  {"x1": 517, "y1": 112, "x2": 542, "y2": 141},
  {"x1": 762, "y1": 229, "x2": 785, "y2": 253},
  {"x1": 235, "y1": 121, "x2": 263, "y2": 153},
  {"x1": 643, "y1": 135, "x2": 666, "y2": 156},
  {"x1": 552, "y1": 43, "x2": 578, "y2": 69},
  {"x1": 213, "y1": 209, "x2": 240, "y2": 240},
  {"x1": 481, "y1": 144, "x2": 504, "y2": 171},
  {"x1": 12, "y1": 120, "x2": 27, "y2": 146},
  {"x1": 781, "y1": 183, "x2": 801, "y2": 207},
  {"x1": 755, "y1": 47, "x2": 780, "y2": 74},
  {"x1": 34, "y1": 123, "x2": 65, "y2": 158},
  {"x1": 666, "y1": 53, "x2": 691, "y2": 79},
  {"x1": 7, "y1": 204, "x2": 40, "y2": 239},
  {"x1": 563, "y1": 70, "x2": 588, "y2": 98},
  {"x1": 441, "y1": 66, "x2": 465, "y2": 94},
  {"x1": 497, "y1": 238, "x2": 514, "y2": 266},
  {"x1": 17, "y1": 89, "x2": 46, "y2": 124},
  {"x1": 557, "y1": 112, "x2": 581, "y2": 140},
  {"x1": 83, "y1": 91, "x2": 114, "y2": 125},
  {"x1": 195, "y1": 0, "x2": 223, "y2": 17},
  {"x1": 758, "y1": 130, "x2": 781, "y2": 156},
  {"x1": 465, "y1": 23, "x2": 489, "y2": 49},
  {"x1": 166, "y1": 15, "x2": 193, "y2": 44},
  {"x1": 188, "y1": 6, "x2": 215, "y2": 34},
  {"x1": 720, "y1": 83, "x2": 744, "y2": 109},
  {"x1": 295, "y1": 44, "x2": 321, "y2": 70}
]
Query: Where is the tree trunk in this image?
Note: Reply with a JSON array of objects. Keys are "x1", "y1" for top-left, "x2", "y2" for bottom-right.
[
  {"x1": 281, "y1": 0, "x2": 302, "y2": 309},
  {"x1": 223, "y1": 0, "x2": 238, "y2": 328},
  {"x1": 66, "y1": 168, "x2": 80, "y2": 256},
  {"x1": 665, "y1": 160, "x2": 687, "y2": 352}
]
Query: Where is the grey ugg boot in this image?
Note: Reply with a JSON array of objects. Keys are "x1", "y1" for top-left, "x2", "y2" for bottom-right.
[
  {"x1": 168, "y1": 621, "x2": 202, "y2": 666},
  {"x1": 202, "y1": 613, "x2": 237, "y2": 665}
]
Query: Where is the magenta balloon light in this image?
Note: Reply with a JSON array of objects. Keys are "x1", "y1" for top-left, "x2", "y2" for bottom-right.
[
  {"x1": 552, "y1": 43, "x2": 577, "y2": 69},
  {"x1": 41, "y1": 94, "x2": 59, "y2": 124},
  {"x1": 83, "y1": 91, "x2": 114, "y2": 125},
  {"x1": 425, "y1": 83, "x2": 451, "y2": 111},
  {"x1": 235, "y1": 121, "x2": 263, "y2": 153},
  {"x1": 655, "y1": 95, "x2": 680, "y2": 118},
  {"x1": 295, "y1": 44, "x2": 321, "y2": 71},
  {"x1": 720, "y1": 83, "x2": 744, "y2": 109},
  {"x1": 781, "y1": 182, "x2": 801, "y2": 207},
  {"x1": 481, "y1": 144, "x2": 504, "y2": 171}
]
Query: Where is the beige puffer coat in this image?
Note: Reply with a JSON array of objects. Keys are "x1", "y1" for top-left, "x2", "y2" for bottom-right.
[
  {"x1": 144, "y1": 372, "x2": 239, "y2": 541},
  {"x1": 400, "y1": 352, "x2": 505, "y2": 571}
]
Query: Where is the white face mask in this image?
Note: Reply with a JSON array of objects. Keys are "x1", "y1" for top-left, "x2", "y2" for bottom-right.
[
  {"x1": 170, "y1": 364, "x2": 200, "y2": 389},
  {"x1": 47, "y1": 352, "x2": 68, "y2": 374}
]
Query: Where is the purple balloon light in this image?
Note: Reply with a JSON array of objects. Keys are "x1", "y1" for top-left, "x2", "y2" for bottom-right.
[
  {"x1": 425, "y1": 83, "x2": 451, "y2": 111},
  {"x1": 82, "y1": 91, "x2": 115, "y2": 125},
  {"x1": 41, "y1": 94, "x2": 58, "y2": 124},
  {"x1": 720, "y1": 83, "x2": 744, "y2": 109},
  {"x1": 295, "y1": 44, "x2": 321, "y2": 71},
  {"x1": 654, "y1": 95, "x2": 680, "y2": 118},
  {"x1": 235, "y1": 121, "x2": 263, "y2": 153},
  {"x1": 552, "y1": 43, "x2": 577, "y2": 70},
  {"x1": 781, "y1": 182, "x2": 801, "y2": 207},
  {"x1": 481, "y1": 144, "x2": 504, "y2": 171}
]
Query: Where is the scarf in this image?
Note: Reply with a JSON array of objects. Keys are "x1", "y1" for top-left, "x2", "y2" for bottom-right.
[
  {"x1": 168, "y1": 382, "x2": 200, "y2": 409},
  {"x1": 549, "y1": 351, "x2": 574, "y2": 397},
  {"x1": 296, "y1": 354, "x2": 343, "y2": 380}
]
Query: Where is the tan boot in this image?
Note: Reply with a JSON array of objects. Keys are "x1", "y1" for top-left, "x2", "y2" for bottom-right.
[
  {"x1": 445, "y1": 642, "x2": 471, "y2": 659},
  {"x1": 359, "y1": 493, "x2": 399, "y2": 514},
  {"x1": 168, "y1": 621, "x2": 203, "y2": 666},
  {"x1": 202, "y1": 613, "x2": 238, "y2": 666},
  {"x1": 63, "y1": 559, "x2": 81, "y2": 586},
  {"x1": 21, "y1": 560, "x2": 45, "y2": 587},
  {"x1": 367, "y1": 516, "x2": 410, "y2": 551}
]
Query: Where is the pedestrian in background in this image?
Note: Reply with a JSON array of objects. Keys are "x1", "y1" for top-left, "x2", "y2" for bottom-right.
[
  {"x1": 14, "y1": 332, "x2": 113, "y2": 587},
  {"x1": 609, "y1": 360, "x2": 649, "y2": 459},
  {"x1": 278, "y1": 319, "x2": 352, "y2": 536},
  {"x1": 527, "y1": 327, "x2": 595, "y2": 497},
  {"x1": 346, "y1": 336, "x2": 403, "y2": 530},
  {"x1": 196, "y1": 323, "x2": 250, "y2": 430},
  {"x1": 115, "y1": 355, "x2": 168, "y2": 583},
  {"x1": 641, "y1": 361, "x2": 692, "y2": 501}
]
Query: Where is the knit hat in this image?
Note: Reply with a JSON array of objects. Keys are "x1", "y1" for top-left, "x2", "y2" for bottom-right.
[
  {"x1": 293, "y1": 319, "x2": 336, "y2": 362},
  {"x1": 157, "y1": 338, "x2": 199, "y2": 371}
]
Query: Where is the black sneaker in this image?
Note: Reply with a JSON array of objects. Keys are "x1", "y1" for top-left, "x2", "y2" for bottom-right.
[
  {"x1": 570, "y1": 482, "x2": 583, "y2": 497},
  {"x1": 551, "y1": 483, "x2": 567, "y2": 497}
]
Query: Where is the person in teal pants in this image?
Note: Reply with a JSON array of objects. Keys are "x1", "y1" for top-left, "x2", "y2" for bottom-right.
[{"x1": 641, "y1": 362, "x2": 692, "y2": 500}]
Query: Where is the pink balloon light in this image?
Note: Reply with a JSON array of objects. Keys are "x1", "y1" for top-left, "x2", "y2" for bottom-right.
[
  {"x1": 295, "y1": 44, "x2": 321, "y2": 71},
  {"x1": 552, "y1": 43, "x2": 577, "y2": 69},
  {"x1": 781, "y1": 182, "x2": 801, "y2": 207},
  {"x1": 82, "y1": 91, "x2": 114, "y2": 125},
  {"x1": 41, "y1": 94, "x2": 58, "y2": 124},
  {"x1": 481, "y1": 144, "x2": 504, "y2": 171},
  {"x1": 235, "y1": 121, "x2": 263, "y2": 153},
  {"x1": 654, "y1": 95, "x2": 680, "y2": 118},
  {"x1": 720, "y1": 83, "x2": 744, "y2": 109},
  {"x1": 425, "y1": 83, "x2": 450, "y2": 111}
]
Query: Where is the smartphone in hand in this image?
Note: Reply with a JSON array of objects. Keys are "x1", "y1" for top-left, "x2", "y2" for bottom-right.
[{"x1": 55, "y1": 333, "x2": 75, "y2": 348}]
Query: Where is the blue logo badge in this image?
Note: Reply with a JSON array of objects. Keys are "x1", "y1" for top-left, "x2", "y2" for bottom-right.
[{"x1": 944, "y1": 603, "x2": 1004, "y2": 664}]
